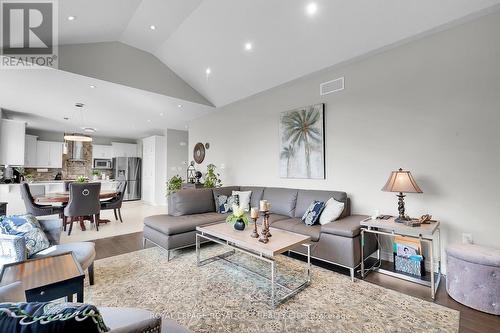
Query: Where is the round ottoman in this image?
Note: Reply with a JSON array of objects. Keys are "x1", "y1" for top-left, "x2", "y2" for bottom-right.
[{"x1": 446, "y1": 243, "x2": 500, "y2": 315}]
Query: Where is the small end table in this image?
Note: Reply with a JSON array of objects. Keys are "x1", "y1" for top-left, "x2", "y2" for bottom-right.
[
  {"x1": 0, "y1": 252, "x2": 85, "y2": 302},
  {"x1": 360, "y1": 217, "x2": 441, "y2": 299}
]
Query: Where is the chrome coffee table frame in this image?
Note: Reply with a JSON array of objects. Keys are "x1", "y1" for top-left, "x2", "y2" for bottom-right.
[{"x1": 195, "y1": 232, "x2": 311, "y2": 308}]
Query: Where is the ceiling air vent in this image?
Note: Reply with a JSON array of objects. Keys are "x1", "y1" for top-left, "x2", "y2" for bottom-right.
[{"x1": 320, "y1": 77, "x2": 344, "y2": 96}]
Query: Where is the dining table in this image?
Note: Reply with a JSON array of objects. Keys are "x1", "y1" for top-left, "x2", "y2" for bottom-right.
[{"x1": 35, "y1": 190, "x2": 118, "y2": 231}]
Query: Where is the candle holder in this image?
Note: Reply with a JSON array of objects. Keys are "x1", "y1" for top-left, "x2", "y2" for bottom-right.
[
  {"x1": 251, "y1": 217, "x2": 259, "y2": 238},
  {"x1": 259, "y1": 210, "x2": 270, "y2": 244}
]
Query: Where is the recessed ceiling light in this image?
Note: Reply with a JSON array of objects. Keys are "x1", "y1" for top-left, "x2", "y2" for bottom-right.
[
  {"x1": 147, "y1": 119, "x2": 151, "y2": 123},
  {"x1": 89, "y1": 85, "x2": 95, "y2": 89},
  {"x1": 67, "y1": 16, "x2": 76, "y2": 21},
  {"x1": 244, "y1": 42, "x2": 253, "y2": 51},
  {"x1": 159, "y1": 112, "x2": 164, "y2": 116},
  {"x1": 150, "y1": 25, "x2": 156, "y2": 30},
  {"x1": 206, "y1": 68, "x2": 212, "y2": 76},
  {"x1": 306, "y1": 3, "x2": 318, "y2": 16},
  {"x1": 178, "y1": 104, "x2": 182, "y2": 108}
]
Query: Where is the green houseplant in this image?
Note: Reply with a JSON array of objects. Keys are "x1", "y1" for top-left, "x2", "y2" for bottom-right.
[
  {"x1": 75, "y1": 175, "x2": 87, "y2": 183},
  {"x1": 167, "y1": 175, "x2": 183, "y2": 196},
  {"x1": 91, "y1": 170, "x2": 101, "y2": 180},
  {"x1": 203, "y1": 164, "x2": 222, "y2": 188},
  {"x1": 226, "y1": 205, "x2": 250, "y2": 231}
]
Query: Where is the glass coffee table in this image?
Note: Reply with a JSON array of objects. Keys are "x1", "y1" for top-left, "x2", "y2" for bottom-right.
[{"x1": 196, "y1": 223, "x2": 311, "y2": 308}]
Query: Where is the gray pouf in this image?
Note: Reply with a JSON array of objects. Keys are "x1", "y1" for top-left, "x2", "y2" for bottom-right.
[{"x1": 446, "y1": 243, "x2": 500, "y2": 315}]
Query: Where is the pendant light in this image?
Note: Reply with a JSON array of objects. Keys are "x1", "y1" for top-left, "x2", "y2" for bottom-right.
[{"x1": 64, "y1": 103, "x2": 93, "y2": 142}]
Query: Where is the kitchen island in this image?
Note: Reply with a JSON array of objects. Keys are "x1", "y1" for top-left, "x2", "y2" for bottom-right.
[{"x1": 0, "y1": 180, "x2": 119, "y2": 215}]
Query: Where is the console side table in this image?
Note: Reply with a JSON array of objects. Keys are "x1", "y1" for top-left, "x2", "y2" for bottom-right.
[
  {"x1": 360, "y1": 217, "x2": 441, "y2": 299},
  {"x1": 0, "y1": 252, "x2": 84, "y2": 302}
]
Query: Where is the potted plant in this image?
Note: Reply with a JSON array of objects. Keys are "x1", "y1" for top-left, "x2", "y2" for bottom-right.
[
  {"x1": 75, "y1": 175, "x2": 88, "y2": 183},
  {"x1": 24, "y1": 173, "x2": 34, "y2": 183},
  {"x1": 226, "y1": 205, "x2": 250, "y2": 231},
  {"x1": 91, "y1": 170, "x2": 101, "y2": 181},
  {"x1": 167, "y1": 175, "x2": 183, "y2": 196},
  {"x1": 203, "y1": 164, "x2": 222, "y2": 188}
]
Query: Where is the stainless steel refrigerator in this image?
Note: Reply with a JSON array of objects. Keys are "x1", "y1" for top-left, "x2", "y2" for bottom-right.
[{"x1": 113, "y1": 157, "x2": 141, "y2": 201}]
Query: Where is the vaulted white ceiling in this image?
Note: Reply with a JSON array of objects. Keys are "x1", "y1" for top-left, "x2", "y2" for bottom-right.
[
  {"x1": 58, "y1": 0, "x2": 500, "y2": 107},
  {"x1": 3, "y1": 0, "x2": 500, "y2": 138}
]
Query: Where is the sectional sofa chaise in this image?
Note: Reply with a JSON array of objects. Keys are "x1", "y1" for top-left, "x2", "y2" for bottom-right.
[{"x1": 143, "y1": 186, "x2": 377, "y2": 280}]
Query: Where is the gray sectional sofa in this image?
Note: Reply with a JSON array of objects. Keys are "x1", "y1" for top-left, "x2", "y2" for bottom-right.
[{"x1": 143, "y1": 186, "x2": 377, "y2": 280}]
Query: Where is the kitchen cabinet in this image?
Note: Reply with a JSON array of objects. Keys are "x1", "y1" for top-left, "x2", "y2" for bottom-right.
[
  {"x1": 0, "y1": 119, "x2": 26, "y2": 166},
  {"x1": 112, "y1": 142, "x2": 138, "y2": 158},
  {"x1": 24, "y1": 135, "x2": 38, "y2": 167},
  {"x1": 35, "y1": 141, "x2": 62, "y2": 168},
  {"x1": 92, "y1": 144, "x2": 113, "y2": 159}
]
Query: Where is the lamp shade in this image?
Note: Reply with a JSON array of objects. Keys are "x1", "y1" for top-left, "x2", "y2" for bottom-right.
[{"x1": 382, "y1": 168, "x2": 423, "y2": 193}]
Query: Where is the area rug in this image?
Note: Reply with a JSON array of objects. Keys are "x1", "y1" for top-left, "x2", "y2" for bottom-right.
[{"x1": 85, "y1": 245, "x2": 459, "y2": 333}]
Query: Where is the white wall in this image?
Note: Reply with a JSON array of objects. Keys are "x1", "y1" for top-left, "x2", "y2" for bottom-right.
[
  {"x1": 189, "y1": 10, "x2": 500, "y2": 272},
  {"x1": 166, "y1": 129, "x2": 189, "y2": 180}
]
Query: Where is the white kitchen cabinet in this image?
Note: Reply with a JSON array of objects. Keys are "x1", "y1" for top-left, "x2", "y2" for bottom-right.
[
  {"x1": 112, "y1": 142, "x2": 138, "y2": 158},
  {"x1": 24, "y1": 135, "x2": 38, "y2": 167},
  {"x1": 92, "y1": 144, "x2": 113, "y2": 159},
  {"x1": 49, "y1": 142, "x2": 63, "y2": 168},
  {"x1": 35, "y1": 141, "x2": 62, "y2": 168},
  {"x1": 0, "y1": 119, "x2": 26, "y2": 166},
  {"x1": 35, "y1": 141, "x2": 50, "y2": 167}
]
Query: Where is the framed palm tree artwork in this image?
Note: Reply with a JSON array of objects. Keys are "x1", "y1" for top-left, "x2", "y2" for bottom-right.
[{"x1": 279, "y1": 103, "x2": 325, "y2": 179}]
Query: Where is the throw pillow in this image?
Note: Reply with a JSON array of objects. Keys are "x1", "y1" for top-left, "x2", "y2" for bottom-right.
[
  {"x1": 319, "y1": 198, "x2": 345, "y2": 225},
  {"x1": 216, "y1": 194, "x2": 240, "y2": 214},
  {"x1": 232, "y1": 190, "x2": 252, "y2": 211},
  {"x1": 0, "y1": 302, "x2": 109, "y2": 333},
  {"x1": 301, "y1": 201, "x2": 325, "y2": 226},
  {"x1": 0, "y1": 214, "x2": 50, "y2": 257}
]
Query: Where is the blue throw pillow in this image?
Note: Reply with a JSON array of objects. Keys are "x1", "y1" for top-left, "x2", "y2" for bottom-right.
[
  {"x1": 0, "y1": 302, "x2": 109, "y2": 333},
  {"x1": 216, "y1": 195, "x2": 239, "y2": 214},
  {"x1": 301, "y1": 201, "x2": 325, "y2": 226},
  {"x1": 0, "y1": 214, "x2": 50, "y2": 257}
]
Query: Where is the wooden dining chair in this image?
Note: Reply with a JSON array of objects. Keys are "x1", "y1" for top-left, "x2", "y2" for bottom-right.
[{"x1": 64, "y1": 182, "x2": 101, "y2": 236}]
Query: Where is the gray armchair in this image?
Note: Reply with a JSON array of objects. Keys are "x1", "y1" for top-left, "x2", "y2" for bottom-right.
[
  {"x1": 0, "y1": 282, "x2": 190, "y2": 333},
  {"x1": 0, "y1": 218, "x2": 96, "y2": 285}
]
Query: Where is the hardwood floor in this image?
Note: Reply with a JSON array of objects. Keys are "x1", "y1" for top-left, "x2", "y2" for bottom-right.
[{"x1": 93, "y1": 232, "x2": 500, "y2": 333}]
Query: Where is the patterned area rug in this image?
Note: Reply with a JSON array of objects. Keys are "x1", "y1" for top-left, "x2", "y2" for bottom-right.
[{"x1": 85, "y1": 245, "x2": 459, "y2": 333}]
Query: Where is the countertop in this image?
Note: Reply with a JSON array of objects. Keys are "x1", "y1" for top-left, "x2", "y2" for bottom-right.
[{"x1": 0, "y1": 179, "x2": 119, "y2": 186}]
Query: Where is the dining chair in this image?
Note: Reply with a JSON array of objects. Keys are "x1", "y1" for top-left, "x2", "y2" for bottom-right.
[
  {"x1": 63, "y1": 181, "x2": 74, "y2": 191},
  {"x1": 100, "y1": 181, "x2": 127, "y2": 222},
  {"x1": 64, "y1": 182, "x2": 101, "y2": 236},
  {"x1": 20, "y1": 183, "x2": 63, "y2": 217}
]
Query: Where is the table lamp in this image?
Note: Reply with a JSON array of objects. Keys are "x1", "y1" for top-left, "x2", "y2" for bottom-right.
[{"x1": 382, "y1": 168, "x2": 422, "y2": 223}]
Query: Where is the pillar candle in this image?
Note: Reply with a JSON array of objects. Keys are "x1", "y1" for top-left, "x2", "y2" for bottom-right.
[
  {"x1": 259, "y1": 200, "x2": 268, "y2": 212},
  {"x1": 250, "y1": 207, "x2": 259, "y2": 219}
]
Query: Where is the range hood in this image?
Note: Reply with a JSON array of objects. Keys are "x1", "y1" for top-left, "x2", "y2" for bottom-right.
[{"x1": 69, "y1": 141, "x2": 85, "y2": 161}]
